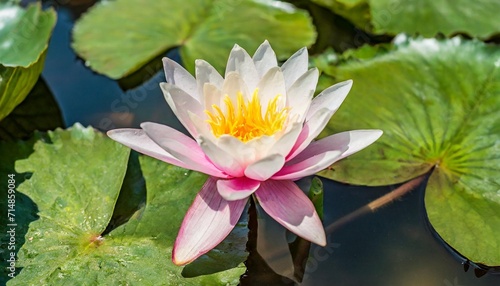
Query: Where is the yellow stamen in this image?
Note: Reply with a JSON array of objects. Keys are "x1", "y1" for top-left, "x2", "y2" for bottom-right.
[{"x1": 205, "y1": 89, "x2": 288, "y2": 142}]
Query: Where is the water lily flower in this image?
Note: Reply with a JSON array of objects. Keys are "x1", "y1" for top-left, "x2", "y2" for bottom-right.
[{"x1": 107, "y1": 41, "x2": 382, "y2": 266}]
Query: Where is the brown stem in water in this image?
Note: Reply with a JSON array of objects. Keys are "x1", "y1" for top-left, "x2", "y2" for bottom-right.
[{"x1": 326, "y1": 174, "x2": 426, "y2": 233}]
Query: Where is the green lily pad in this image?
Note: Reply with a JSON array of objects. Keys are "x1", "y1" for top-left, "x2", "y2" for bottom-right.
[
  {"x1": 0, "y1": 3, "x2": 57, "y2": 121},
  {"x1": 7, "y1": 125, "x2": 245, "y2": 285},
  {"x1": 316, "y1": 36, "x2": 500, "y2": 266},
  {"x1": 0, "y1": 3, "x2": 56, "y2": 67},
  {"x1": 72, "y1": 0, "x2": 316, "y2": 78},
  {"x1": 312, "y1": 0, "x2": 500, "y2": 38}
]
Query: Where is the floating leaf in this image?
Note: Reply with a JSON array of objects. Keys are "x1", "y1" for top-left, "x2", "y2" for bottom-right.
[
  {"x1": 317, "y1": 36, "x2": 500, "y2": 266},
  {"x1": 72, "y1": 0, "x2": 316, "y2": 78},
  {"x1": 8, "y1": 125, "x2": 245, "y2": 285},
  {"x1": 312, "y1": 0, "x2": 500, "y2": 38},
  {"x1": 0, "y1": 3, "x2": 57, "y2": 120},
  {"x1": 0, "y1": 3, "x2": 56, "y2": 67}
]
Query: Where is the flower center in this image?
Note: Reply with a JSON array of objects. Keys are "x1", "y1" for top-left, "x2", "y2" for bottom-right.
[{"x1": 205, "y1": 89, "x2": 288, "y2": 142}]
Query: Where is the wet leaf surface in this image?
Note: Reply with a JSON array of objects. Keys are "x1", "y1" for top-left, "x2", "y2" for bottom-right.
[
  {"x1": 317, "y1": 36, "x2": 500, "y2": 266},
  {"x1": 72, "y1": 0, "x2": 316, "y2": 78}
]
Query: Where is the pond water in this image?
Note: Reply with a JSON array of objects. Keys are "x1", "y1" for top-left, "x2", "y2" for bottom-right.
[{"x1": 37, "y1": 3, "x2": 500, "y2": 286}]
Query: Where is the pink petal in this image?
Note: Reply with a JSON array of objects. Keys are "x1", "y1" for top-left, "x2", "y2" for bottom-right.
[
  {"x1": 306, "y1": 80, "x2": 352, "y2": 122},
  {"x1": 281, "y1": 47, "x2": 308, "y2": 89},
  {"x1": 173, "y1": 177, "x2": 248, "y2": 265},
  {"x1": 107, "y1": 128, "x2": 185, "y2": 167},
  {"x1": 199, "y1": 136, "x2": 245, "y2": 177},
  {"x1": 160, "y1": 82, "x2": 202, "y2": 138},
  {"x1": 254, "y1": 180, "x2": 326, "y2": 246},
  {"x1": 272, "y1": 150, "x2": 343, "y2": 181},
  {"x1": 217, "y1": 177, "x2": 260, "y2": 201},
  {"x1": 162, "y1": 57, "x2": 198, "y2": 100},
  {"x1": 286, "y1": 108, "x2": 332, "y2": 160},
  {"x1": 253, "y1": 40, "x2": 278, "y2": 78},
  {"x1": 286, "y1": 131, "x2": 349, "y2": 165},
  {"x1": 290, "y1": 130, "x2": 382, "y2": 164},
  {"x1": 275, "y1": 130, "x2": 383, "y2": 180},
  {"x1": 140, "y1": 122, "x2": 228, "y2": 178},
  {"x1": 226, "y1": 44, "x2": 259, "y2": 92},
  {"x1": 244, "y1": 154, "x2": 285, "y2": 181}
]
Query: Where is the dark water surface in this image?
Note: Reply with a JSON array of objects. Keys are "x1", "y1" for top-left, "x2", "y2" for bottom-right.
[{"x1": 39, "y1": 3, "x2": 500, "y2": 286}]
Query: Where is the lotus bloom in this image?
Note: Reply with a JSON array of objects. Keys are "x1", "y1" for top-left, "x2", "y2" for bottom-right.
[{"x1": 107, "y1": 41, "x2": 382, "y2": 265}]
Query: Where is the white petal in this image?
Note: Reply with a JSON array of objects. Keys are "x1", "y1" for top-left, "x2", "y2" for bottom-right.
[
  {"x1": 222, "y1": 71, "x2": 249, "y2": 103},
  {"x1": 215, "y1": 135, "x2": 259, "y2": 165},
  {"x1": 281, "y1": 47, "x2": 308, "y2": 89},
  {"x1": 257, "y1": 67, "x2": 286, "y2": 113},
  {"x1": 306, "y1": 80, "x2": 352, "y2": 121},
  {"x1": 268, "y1": 122, "x2": 302, "y2": 158},
  {"x1": 195, "y1": 59, "x2": 224, "y2": 99},
  {"x1": 244, "y1": 154, "x2": 285, "y2": 181},
  {"x1": 253, "y1": 40, "x2": 278, "y2": 78},
  {"x1": 226, "y1": 44, "x2": 260, "y2": 92},
  {"x1": 199, "y1": 135, "x2": 245, "y2": 177},
  {"x1": 202, "y1": 83, "x2": 223, "y2": 114},
  {"x1": 188, "y1": 111, "x2": 213, "y2": 141},
  {"x1": 160, "y1": 82, "x2": 202, "y2": 138},
  {"x1": 286, "y1": 68, "x2": 319, "y2": 122},
  {"x1": 162, "y1": 57, "x2": 198, "y2": 100}
]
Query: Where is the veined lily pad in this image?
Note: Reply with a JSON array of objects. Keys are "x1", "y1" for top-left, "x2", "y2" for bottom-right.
[
  {"x1": 312, "y1": 0, "x2": 500, "y2": 38},
  {"x1": 72, "y1": 0, "x2": 316, "y2": 78},
  {"x1": 0, "y1": 3, "x2": 56, "y2": 120},
  {"x1": 7, "y1": 125, "x2": 245, "y2": 285},
  {"x1": 317, "y1": 36, "x2": 500, "y2": 266}
]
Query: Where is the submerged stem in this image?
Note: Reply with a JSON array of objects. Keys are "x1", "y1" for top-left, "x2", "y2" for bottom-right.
[{"x1": 326, "y1": 174, "x2": 426, "y2": 233}]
